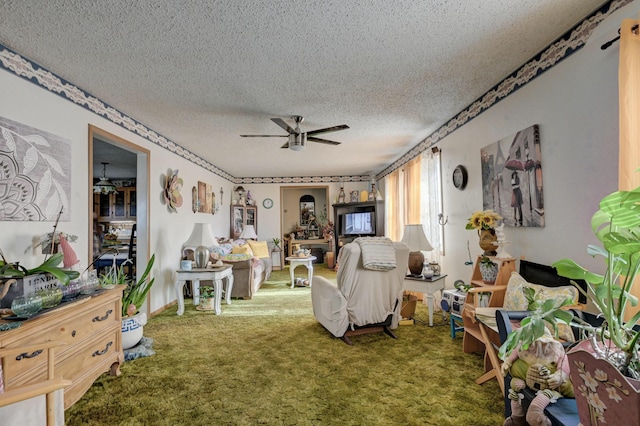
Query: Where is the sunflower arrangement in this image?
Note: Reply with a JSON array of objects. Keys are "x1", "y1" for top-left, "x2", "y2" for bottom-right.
[{"x1": 465, "y1": 210, "x2": 502, "y2": 231}]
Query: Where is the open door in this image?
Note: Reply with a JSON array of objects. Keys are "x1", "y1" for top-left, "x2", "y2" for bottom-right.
[{"x1": 88, "y1": 125, "x2": 150, "y2": 312}]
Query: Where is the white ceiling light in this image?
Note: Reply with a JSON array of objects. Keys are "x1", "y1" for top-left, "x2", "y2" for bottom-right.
[{"x1": 93, "y1": 162, "x2": 118, "y2": 194}]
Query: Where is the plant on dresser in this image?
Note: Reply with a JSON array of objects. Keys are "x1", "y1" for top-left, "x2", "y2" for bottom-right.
[{"x1": 99, "y1": 254, "x2": 155, "y2": 350}]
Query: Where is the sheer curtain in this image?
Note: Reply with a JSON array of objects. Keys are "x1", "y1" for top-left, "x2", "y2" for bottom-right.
[
  {"x1": 403, "y1": 157, "x2": 422, "y2": 225},
  {"x1": 420, "y1": 149, "x2": 443, "y2": 265},
  {"x1": 385, "y1": 169, "x2": 402, "y2": 241},
  {"x1": 619, "y1": 16, "x2": 640, "y2": 320}
]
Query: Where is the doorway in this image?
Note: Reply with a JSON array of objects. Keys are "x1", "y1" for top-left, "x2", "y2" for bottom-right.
[{"x1": 88, "y1": 126, "x2": 150, "y2": 308}]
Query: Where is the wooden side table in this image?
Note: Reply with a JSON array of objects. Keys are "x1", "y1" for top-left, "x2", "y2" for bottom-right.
[{"x1": 175, "y1": 266, "x2": 234, "y2": 315}]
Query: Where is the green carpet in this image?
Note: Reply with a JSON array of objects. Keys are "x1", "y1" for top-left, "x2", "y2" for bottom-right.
[{"x1": 65, "y1": 265, "x2": 504, "y2": 425}]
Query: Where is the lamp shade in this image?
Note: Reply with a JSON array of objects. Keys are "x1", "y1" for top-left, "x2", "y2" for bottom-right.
[
  {"x1": 400, "y1": 224, "x2": 433, "y2": 252},
  {"x1": 239, "y1": 224, "x2": 258, "y2": 240},
  {"x1": 183, "y1": 223, "x2": 219, "y2": 249},
  {"x1": 93, "y1": 162, "x2": 118, "y2": 194}
]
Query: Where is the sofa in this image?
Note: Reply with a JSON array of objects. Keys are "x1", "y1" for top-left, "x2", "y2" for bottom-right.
[
  {"x1": 219, "y1": 239, "x2": 272, "y2": 299},
  {"x1": 223, "y1": 255, "x2": 272, "y2": 299},
  {"x1": 181, "y1": 239, "x2": 272, "y2": 300}
]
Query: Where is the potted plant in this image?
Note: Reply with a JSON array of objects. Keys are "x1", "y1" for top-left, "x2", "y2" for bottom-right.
[
  {"x1": 197, "y1": 286, "x2": 216, "y2": 311},
  {"x1": 499, "y1": 184, "x2": 640, "y2": 425},
  {"x1": 466, "y1": 210, "x2": 502, "y2": 256},
  {"x1": 478, "y1": 256, "x2": 499, "y2": 284},
  {"x1": 114, "y1": 254, "x2": 155, "y2": 349},
  {"x1": 271, "y1": 238, "x2": 281, "y2": 252},
  {"x1": 0, "y1": 252, "x2": 81, "y2": 308}
]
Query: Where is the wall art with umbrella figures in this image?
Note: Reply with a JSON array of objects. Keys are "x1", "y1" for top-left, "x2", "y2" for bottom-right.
[{"x1": 480, "y1": 124, "x2": 544, "y2": 227}]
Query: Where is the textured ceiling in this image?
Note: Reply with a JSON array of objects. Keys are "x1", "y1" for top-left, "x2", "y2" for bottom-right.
[{"x1": 0, "y1": 0, "x2": 607, "y2": 179}]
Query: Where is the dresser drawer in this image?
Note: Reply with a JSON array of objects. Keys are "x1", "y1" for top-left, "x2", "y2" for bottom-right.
[{"x1": 0, "y1": 287, "x2": 124, "y2": 403}]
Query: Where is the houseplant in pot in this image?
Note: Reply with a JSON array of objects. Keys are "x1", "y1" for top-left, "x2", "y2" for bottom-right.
[
  {"x1": 111, "y1": 254, "x2": 155, "y2": 350},
  {"x1": 478, "y1": 256, "x2": 499, "y2": 284},
  {"x1": 551, "y1": 184, "x2": 640, "y2": 425},
  {"x1": 500, "y1": 184, "x2": 640, "y2": 425},
  {"x1": 196, "y1": 286, "x2": 216, "y2": 311}
]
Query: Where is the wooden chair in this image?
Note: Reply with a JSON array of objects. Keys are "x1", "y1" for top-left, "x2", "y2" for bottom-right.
[{"x1": 0, "y1": 341, "x2": 71, "y2": 426}]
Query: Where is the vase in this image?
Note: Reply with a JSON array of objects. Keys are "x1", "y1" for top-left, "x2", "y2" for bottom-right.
[
  {"x1": 478, "y1": 229, "x2": 497, "y2": 256},
  {"x1": 567, "y1": 340, "x2": 640, "y2": 426},
  {"x1": 122, "y1": 312, "x2": 147, "y2": 350}
]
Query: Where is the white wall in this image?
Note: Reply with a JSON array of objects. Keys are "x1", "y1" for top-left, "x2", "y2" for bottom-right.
[
  {"x1": 436, "y1": 3, "x2": 636, "y2": 286},
  {"x1": 1, "y1": 2, "x2": 634, "y2": 312},
  {"x1": 0, "y1": 69, "x2": 235, "y2": 314}
]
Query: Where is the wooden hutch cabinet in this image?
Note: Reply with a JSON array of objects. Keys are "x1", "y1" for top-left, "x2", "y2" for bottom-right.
[
  {"x1": 94, "y1": 187, "x2": 136, "y2": 221},
  {"x1": 230, "y1": 205, "x2": 257, "y2": 239}
]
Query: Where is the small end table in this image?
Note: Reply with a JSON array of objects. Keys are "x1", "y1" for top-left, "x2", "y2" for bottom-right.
[
  {"x1": 175, "y1": 265, "x2": 234, "y2": 315},
  {"x1": 402, "y1": 274, "x2": 447, "y2": 326},
  {"x1": 285, "y1": 256, "x2": 317, "y2": 288}
]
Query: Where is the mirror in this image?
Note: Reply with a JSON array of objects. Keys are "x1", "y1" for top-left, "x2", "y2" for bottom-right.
[{"x1": 300, "y1": 195, "x2": 315, "y2": 226}]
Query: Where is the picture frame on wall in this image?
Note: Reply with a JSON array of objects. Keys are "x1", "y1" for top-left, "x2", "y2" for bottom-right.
[{"x1": 480, "y1": 124, "x2": 544, "y2": 227}]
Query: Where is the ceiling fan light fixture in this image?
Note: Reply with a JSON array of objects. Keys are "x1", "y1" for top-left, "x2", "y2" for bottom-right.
[
  {"x1": 93, "y1": 162, "x2": 118, "y2": 194},
  {"x1": 289, "y1": 133, "x2": 306, "y2": 151}
]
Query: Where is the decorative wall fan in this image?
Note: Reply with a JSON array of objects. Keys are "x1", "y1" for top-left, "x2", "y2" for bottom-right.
[{"x1": 240, "y1": 116, "x2": 348, "y2": 151}]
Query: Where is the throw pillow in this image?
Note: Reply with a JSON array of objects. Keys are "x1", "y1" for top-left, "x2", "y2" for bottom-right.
[
  {"x1": 503, "y1": 271, "x2": 578, "y2": 342},
  {"x1": 232, "y1": 244, "x2": 253, "y2": 256},
  {"x1": 221, "y1": 253, "x2": 253, "y2": 262},
  {"x1": 247, "y1": 240, "x2": 269, "y2": 258},
  {"x1": 503, "y1": 271, "x2": 578, "y2": 311}
]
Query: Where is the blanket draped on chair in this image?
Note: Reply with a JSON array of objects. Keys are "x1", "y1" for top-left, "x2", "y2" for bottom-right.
[{"x1": 354, "y1": 237, "x2": 396, "y2": 271}]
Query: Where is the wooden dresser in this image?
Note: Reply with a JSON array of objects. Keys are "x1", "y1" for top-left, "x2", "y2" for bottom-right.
[{"x1": 0, "y1": 286, "x2": 124, "y2": 409}]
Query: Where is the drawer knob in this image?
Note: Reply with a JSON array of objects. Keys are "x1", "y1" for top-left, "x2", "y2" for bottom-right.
[
  {"x1": 16, "y1": 349, "x2": 43, "y2": 361},
  {"x1": 92, "y1": 341, "x2": 113, "y2": 357},
  {"x1": 71, "y1": 330, "x2": 77, "y2": 337},
  {"x1": 92, "y1": 309, "x2": 113, "y2": 322}
]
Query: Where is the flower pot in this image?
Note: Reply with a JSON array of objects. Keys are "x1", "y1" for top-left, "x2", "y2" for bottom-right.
[
  {"x1": 401, "y1": 294, "x2": 418, "y2": 319},
  {"x1": 479, "y1": 261, "x2": 498, "y2": 284},
  {"x1": 122, "y1": 312, "x2": 147, "y2": 350},
  {"x1": 567, "y1": 340, "x2": 640, "y2": 426},
  {"x1": 197, "y1": 297, "x2": 216, "y2": 311},
  {"x1": 478, "y1": 229, "x2": 497, "y2": 256}
]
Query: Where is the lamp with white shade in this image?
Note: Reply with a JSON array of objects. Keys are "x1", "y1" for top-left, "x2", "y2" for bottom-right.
[
  {"x1": 400, "y1": 224, "x2": 433, "y2": 276},
  {"x1": 239, "y1": 224, "x2": 258, "y2": 240},
  {"x1": 183, "y1": 223, "x2": 219, "y2": 268}
]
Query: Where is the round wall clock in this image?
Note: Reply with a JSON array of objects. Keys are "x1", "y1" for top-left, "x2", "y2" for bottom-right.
[
  {"x1": 452, "y1": 165, "x2": 468, "y2": 190},
  {"x1": 263, "y1": 198, "x2": 274, "y2": 209}
]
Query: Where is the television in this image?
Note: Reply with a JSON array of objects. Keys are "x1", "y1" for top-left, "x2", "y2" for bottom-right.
[{"x1": 342, "y1": 211, "x2": 375, "y2": 236}]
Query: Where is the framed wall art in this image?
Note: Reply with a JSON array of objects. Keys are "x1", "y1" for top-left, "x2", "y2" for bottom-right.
[{"x1": 480, "y1": 124, "x2": 544, "y2": 227}]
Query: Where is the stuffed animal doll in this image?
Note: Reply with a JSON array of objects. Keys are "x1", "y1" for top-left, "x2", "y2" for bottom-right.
[{"x1": 501, "y1": 332, "x2": 574, "y2": 426}]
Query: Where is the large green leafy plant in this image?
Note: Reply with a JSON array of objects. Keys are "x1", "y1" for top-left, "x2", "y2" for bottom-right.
[{"x1": 553, "y1": 185, "x2": 640, "y2": 378}]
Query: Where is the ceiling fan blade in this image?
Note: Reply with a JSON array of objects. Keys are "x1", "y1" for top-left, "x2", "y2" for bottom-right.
[
  {"x1": 307, "y1": 136, "x2": 341, "y2": 145},
  {"x1": 240, "y1": 134, "x2": 288, "y2": 137},
  {"x1": 280, "y1": 142, "x2": 289, "y2": 149},
  {"x1": 271, "y1": 118, "x2": 296, "y2": 134},
  {"x1": 306, "y1": 124, "x2": 349, "y2": 136}
]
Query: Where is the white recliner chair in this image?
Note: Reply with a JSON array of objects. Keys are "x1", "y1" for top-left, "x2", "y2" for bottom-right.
[{"x1": 311, "y1": 239, "x2": 409, "y2": 345}]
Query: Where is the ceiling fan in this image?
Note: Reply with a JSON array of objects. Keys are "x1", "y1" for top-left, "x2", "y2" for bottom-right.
[{"x1": 240, "y1": 116, "x2": 349, "y2": 151}]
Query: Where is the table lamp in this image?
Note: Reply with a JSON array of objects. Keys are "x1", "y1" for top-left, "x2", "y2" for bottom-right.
[
  {"x1": 183, "y1": 223, "x2": 219, "y2": 268},
  {"x1": 400, "y1": 224, "x2": 433, "y2": 276},
  {"x1": 239, "y1": 224, "x2": 258, "y2": 240}
]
